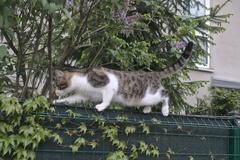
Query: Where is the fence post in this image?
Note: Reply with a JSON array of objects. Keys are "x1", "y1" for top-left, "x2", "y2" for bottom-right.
[{"x1": 229, "y1": 111, "x2": 240, "y2": 160}]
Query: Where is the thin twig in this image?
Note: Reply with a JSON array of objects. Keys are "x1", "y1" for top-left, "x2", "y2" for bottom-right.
[{"x1": 48, "y1": 15, "x2": 53, "y2": 103}]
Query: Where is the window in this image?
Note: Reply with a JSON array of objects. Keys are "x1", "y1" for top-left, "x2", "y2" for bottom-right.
[
  {"x1": 190, "y1": 0, "x2": 211, "y2": 69},
  {"x1": 190, "y1": 0, "x2": 210, "y2": 17}
]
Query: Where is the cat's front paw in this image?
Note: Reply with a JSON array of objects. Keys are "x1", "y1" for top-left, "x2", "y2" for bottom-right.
[
  {"x1": 55, "y1": 89, "x2": 64, "y2": 97},
  {"x1": 95, "y1": 104, "x2": 108, "y2": 112},
  {"x1": 143, "y1": 106, "x2": 152, "y2": 114},
  {"x1": 52, "y1": 100, "x2": 57, "y2": 104},
  {"x1": 53, "y1": 99, "x2": 66, "y2": 105}
]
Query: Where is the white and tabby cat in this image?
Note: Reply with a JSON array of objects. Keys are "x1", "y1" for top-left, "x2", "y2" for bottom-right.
[{"x1": 53, "y1": 42, "x2": 193, "y2": 116}]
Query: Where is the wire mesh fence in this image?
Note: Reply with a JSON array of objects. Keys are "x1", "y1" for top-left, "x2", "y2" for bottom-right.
[{"x1": 36, "y1": 104, "x2": 240, "y2": 160}]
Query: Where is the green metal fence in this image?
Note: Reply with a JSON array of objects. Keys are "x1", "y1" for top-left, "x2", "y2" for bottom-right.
[{"x1": 36, "y1": 104, "x2": 240, "y2": 160}]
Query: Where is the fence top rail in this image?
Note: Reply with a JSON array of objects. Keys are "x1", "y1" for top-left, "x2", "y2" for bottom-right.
[{"x1": 34, "y1": 104, "x2": 239, "y2": 129}]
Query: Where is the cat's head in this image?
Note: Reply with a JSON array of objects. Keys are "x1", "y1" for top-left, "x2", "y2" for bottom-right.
[{"x1": 54, "y1": 70, "x2": 72, "y2": 90}]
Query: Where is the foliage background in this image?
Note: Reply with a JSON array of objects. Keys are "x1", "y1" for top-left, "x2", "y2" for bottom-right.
[
  {"x1": 190, "y1": 87, "x2": 240, "y2": 116},
  {"x1": 0, "y1": 0, "x2": 231, "y2": 111}
]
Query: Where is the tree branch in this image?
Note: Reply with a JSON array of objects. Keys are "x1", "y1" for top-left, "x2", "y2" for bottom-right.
[
  {"x1": 1, "y1": 30, "x2": 18, "y2": 55},
  {"x1": 47, "y1": 15, "x2": 53, "y2": 103}
]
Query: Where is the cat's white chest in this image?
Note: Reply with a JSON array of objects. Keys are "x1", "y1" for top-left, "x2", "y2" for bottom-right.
[{"x1": 71, "y1": 73, "x2": 119, "y2": 102}]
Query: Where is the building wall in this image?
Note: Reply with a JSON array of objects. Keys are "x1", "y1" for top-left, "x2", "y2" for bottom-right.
[{"x1": 188, "y1": 0, "x2": 240, "y2": 105}]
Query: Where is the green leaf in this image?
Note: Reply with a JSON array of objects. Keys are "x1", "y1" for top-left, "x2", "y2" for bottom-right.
[
  {"x1": 41, "y1": 0, "x2": 48, "y2": 8},
  {"x1": 124, "y1": 126, "x2": 136, "y2": 136},
  {"x1": 140, "y1": 123, "x2": 150, "y2": 135},
  {"x1": 19, "y1": 126, "x2": 34, "y2": 137},
  {"x1": 116, "y1": 115, "x2": 128, "y2": 122},
  {"x1": 130, "y1": 145, "x2": 138, "y2": 160},
  {"x1": 78, "y1": 122, "x2": 87, "y2": 134},
  {"x1": 188, "y1": 156, "x2": 194, "y2": 160},
  {"x1": 74, "y1": 137, "x2": 86, "y2": 147},
  {"x1": 139, "y1": 141, "x2": 148, "y2": 154},
  {"x1": 55, "y1": 123, "x2": 62, "y2": 129},
  {"x1": 0, "y1": 122, "x2": 13, "y2": 134},
  {"x1": 52, "y1": 133, "x2": 63, "y2": 144},
  {"x1": 112, "y1": 139, "x2": 126, "y2": 150},
  {"x1": 88, "y1": 141, "x2": 98, "y2": 149},
  {"x1": 150, "y1": 144, "x2": 160, "y2": 157},
  {"x1": 0, "y1": 45, "x2": 8, "y2": 59},
  {"x1": 107, "y1": 151, "x2": 128, "y2": 160},
  {"x1": 66, "y1": 109, "x2": 78, "y2": 118},
  {"x1": 151, "y1": 118, "x2": 161, "y2": 124},
  {"x1": 48, "y1": 2, "x2": 61, "y2": 13},
  {"x1": 69, "y1": 144, "x2": 79, "y2": 153}
]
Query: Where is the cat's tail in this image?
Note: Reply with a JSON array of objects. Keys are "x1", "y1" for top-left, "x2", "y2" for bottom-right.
[{"x1": 150, "y1": 41, "x2": 194, "y2": 78}]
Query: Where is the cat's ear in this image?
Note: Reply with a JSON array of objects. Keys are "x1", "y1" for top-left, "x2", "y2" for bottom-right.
[{"x1": 54, "y1": 70, "x2": 64, "y2": 77}]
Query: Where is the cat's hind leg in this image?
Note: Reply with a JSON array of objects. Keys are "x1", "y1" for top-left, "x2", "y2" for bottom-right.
[
  {"x1": 161, "y1": 89, "x2": 169, "y2": 116},
  {"x1": 161, "y1": 97, "x2": 169, "y2": 116},
  {"x1": 95, "y1": 89, "x2": 115, "y2": 112},
  {"x1": 54, "y1": 95, "x2": 87, "y2": 105}
]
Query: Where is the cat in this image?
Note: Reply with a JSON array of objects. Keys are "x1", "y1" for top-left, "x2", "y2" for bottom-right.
[{"x1": 53, "y1": 42, "x2": 193, "y2": 116}]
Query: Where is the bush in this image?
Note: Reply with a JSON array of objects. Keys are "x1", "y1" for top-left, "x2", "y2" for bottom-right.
[{"x1": 189, "y1": 88, "x2": 240, "y2": 116}]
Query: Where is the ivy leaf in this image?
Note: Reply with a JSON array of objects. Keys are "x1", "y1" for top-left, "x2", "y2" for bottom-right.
[
  {"x1": 124, "y1": 126, "x2": 136, "y2": 136},
  {"x1": 74, "y1": 137, "x2": 86, "y2": 147},
  {"x1": 19, "y1": 126, "x2": 34, "y2": 137},
  {"x1": 163, "y1": 128, "x2": 168, "y2": 133},
  {"x1": 88, "y1": 141, "x2": 98, "y2": 149},
  {"x1": 151, "y1": 118, "x2": 161, "y2": 124},
  {"x1": 130, "y1": 145, "x2": 138, "y2": 160},
  {"x1": 66, "y1": 109, "x2": 76, "y2": 118},
  {"x1": 140, "y1": 123, "x2": 150, "y2": 135},
  {"x1": 69, "y1": 144, "x2": 79, "y2": 153},
  {"x1": 150, "y1": 144, "x2": 160, "y2": 157},
  {"x1": 166, "y1": 153, "x2": 171, "y2": 160},
  {"x1": 107, "y1": 151, "x2": 128, "y2": 160},
  {"x1": 0, "y1": 122, "x2": 13, "y2": 134},
  {"x1": 116, "y1": 115, "x2": 128, "y2": 122},
  {"x1": 22, "y1": 137, "x2": 32, "y2": 148},
  {"x1": 177, "y1": 124, "x2": 183, "y2": 131},
  {"x1": 102, "y1": 125, "x2": 118, "y2": 141},
  {"x1": 27, "y1": 150, "x2": 36, "y2": 160},
  {"x1": 91, "y1": 114, "x2": 105, "y2": 126},
  {"x1": 112, "y1": 139, "x2": 127, "y2": 150},
  {"x1": 118, "y1": 141, "x2": 126, "y2": 150},
  {"x1": 52, "y1": 133, "x2": 63, "y2": 144},
  {"x1": 146, "y1": 149, "x2": 151, "y2": 156},
  {"x1": 78, "y1": 122, "x2": 87, "y2": 134},
  {"x1": 55, "y1": 123, "x2": 62, "y2": 129},
  {"x1": 166, "y1": 147, "x2": 175, "y2": 159},
  {"x1": 151, "y1": 149, "x2": 160, "y2": 157},
  {"x1": 139, "y1": 141, "x2": 148, "y2": 154},
  {"x1": 88, "y1": 130, "x2": 95, "y2": 136},
  {"x1": 167, "y1": 147, "x2": 175, "y2": 154}
]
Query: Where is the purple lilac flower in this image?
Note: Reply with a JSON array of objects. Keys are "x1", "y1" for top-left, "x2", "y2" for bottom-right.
[
  {"x1": 113, "y1": 0, "x2": 139, "y2": 35},
  {"x1": 113, "y1": 10, "x2": 127, "y2": 21},
  {"x1": 171, "y1": 41, "x2": 187, "y2": 49},
  {"x1": 125, "y1": 14, "x2": 139, "y2": 24},
  {"x1": 65, "y1": 0, "x2": 73, "y2": 8}
]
